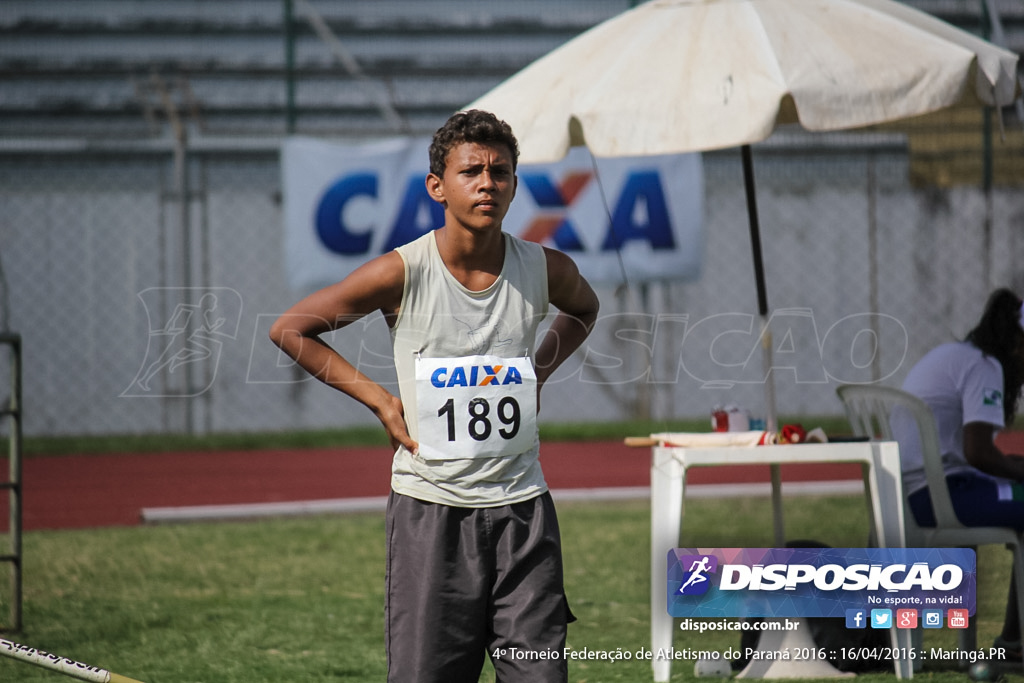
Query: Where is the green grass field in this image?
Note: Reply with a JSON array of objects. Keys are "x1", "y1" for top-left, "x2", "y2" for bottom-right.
[{"x1": 0, "y1": 491, "x2": 1014, "y2": 682}]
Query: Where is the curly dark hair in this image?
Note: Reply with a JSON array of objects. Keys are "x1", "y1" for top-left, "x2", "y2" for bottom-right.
[
  {"x1": 428, "y1": 109, "x2": 519, "y2": 177},
  {"x1": 966, "y1": 287, "x2": 1024, "y2": 422}
]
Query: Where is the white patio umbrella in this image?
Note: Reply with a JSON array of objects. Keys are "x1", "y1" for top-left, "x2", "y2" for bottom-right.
[
  {"x1": 468, "y1": 0, "x2": 1021, "y2": 437},
  {"x1": 472, "y1": 0, "x2": 1019, "y2": 162}
]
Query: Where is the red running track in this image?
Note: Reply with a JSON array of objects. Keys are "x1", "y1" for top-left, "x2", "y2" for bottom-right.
[{"x1": 7, "y1": 432, "x2": 1024, "y2": 531}]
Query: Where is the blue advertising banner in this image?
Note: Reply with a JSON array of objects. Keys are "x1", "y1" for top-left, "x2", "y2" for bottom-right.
[
  {"x1": 281, "y1": 136, "x2": 704, "y2": 292},
  {"x1": 668, "y1": 547, "x2": 976, "y2": 619}
]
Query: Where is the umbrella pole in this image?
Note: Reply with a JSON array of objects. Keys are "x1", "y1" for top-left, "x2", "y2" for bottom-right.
[
  {"x1": 741, "y1": 147, "x2": 778, "y2": 431},
  {"x1": 742, "y1": 145, "x2": 784, "y2": 546},
  {"x1": 742, "y1": 145, "x2": 769, "y2": 321}
]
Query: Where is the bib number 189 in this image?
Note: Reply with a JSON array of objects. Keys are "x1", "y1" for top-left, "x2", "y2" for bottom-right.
[
  {"x1": 437, "y1": 396, "x2": 521, "y2": 442},
  {"x1": 414, "y1": 354, "x2": 535, "y2": 460}
]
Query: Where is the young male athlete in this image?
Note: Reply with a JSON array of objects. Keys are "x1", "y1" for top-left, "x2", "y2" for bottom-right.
[{"x1": 269, "y1": 109, "x2": 599, "y2": 682}]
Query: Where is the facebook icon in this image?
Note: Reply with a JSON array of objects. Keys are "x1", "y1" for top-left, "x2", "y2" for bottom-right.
[{"x1": 846, "y1": 609, "x2": 866, "y2": 629}]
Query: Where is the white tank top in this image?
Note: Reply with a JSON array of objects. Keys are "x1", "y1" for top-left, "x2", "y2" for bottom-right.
[{"x1": 390, "y1": 231, "x2": 550, "y2": 506}]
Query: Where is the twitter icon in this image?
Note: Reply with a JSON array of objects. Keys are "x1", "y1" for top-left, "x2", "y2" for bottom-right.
[{"x1": 870, "y1": 609, "x2": 892, "y2": 629}]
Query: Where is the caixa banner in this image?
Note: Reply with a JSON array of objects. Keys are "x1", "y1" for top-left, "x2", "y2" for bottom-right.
[
  {"x1": 668, "y1": 547, "x2": 976, "y2": 618},
  {"x1": 281, "y1": 136, "x2": 704, "y2": 293}
]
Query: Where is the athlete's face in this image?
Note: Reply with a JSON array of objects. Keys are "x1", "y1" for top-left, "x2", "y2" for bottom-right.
[{"x1": 427, "y1": 141, "x2": 517, "y2": 232}]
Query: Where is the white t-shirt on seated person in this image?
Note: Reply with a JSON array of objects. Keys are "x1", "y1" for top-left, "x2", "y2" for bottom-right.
[{"x1": 895, "y1": 341, "x2": 1006, "y2": 495}]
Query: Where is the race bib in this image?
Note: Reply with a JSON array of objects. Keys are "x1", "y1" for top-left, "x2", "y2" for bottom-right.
[{"x1": 414, "y1": 355, "x2": 537, "y2": 460}]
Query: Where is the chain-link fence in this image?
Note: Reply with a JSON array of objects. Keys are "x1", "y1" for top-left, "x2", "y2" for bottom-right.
[
  {"x1": 0, "y1": 139, "x2": 1021, "y2": 437},
  {"x1": 1, "y1": 0, "x2": 1022, "y2": 437}
]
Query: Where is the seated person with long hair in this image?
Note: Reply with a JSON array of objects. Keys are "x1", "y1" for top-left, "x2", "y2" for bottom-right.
[{"x1": 896, "y1": 288, "x2": 1024, "y2": 658}]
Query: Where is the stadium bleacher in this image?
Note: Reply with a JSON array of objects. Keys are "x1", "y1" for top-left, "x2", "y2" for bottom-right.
[
  {"x1": 1, "y1": 0, "x2": 1020, "y2": 144},
  {"x1": 0, "y1": 0, "x2": 634, "y2": 139}
]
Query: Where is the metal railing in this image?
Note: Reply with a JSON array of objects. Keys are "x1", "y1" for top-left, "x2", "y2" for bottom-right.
[{"x1": 0, "y1": 333, "x2": 22, "y2": 633}]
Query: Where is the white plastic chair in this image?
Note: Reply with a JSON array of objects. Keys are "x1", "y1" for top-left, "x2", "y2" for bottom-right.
[{"x1": 837, "y1": 383, "x2": 1024, "y2": 669}]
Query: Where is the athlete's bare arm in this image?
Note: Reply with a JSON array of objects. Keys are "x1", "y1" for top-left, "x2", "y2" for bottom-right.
[
  {"x1": 534, "y1": 247, "x2": 599, "y2": 394},
  {"x1": 269, "y1": 251, "x2": 418, "y2": 454}
]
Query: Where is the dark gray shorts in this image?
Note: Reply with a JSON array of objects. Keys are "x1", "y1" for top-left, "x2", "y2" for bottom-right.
[{"x1": 385, "y1": 490, "x2": 572, "y2": 683}]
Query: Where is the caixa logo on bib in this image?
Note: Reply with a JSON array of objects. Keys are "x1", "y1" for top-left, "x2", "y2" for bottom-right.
[
  {"x1": 667, "y1": 548, "x2": 976, "y2": 619},
  {"x1": 429, "y1": 363, "x2": 524, "y2": 388}
]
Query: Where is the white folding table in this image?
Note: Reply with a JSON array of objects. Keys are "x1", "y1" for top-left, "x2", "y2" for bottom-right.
[{"x1": 646, "y1": 440, "x2": 911, "y2": 681}]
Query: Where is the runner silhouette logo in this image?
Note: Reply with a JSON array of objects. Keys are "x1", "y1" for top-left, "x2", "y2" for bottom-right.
[{"x1": 677, "y1": 555, "x2": 718, "y2": 595}]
